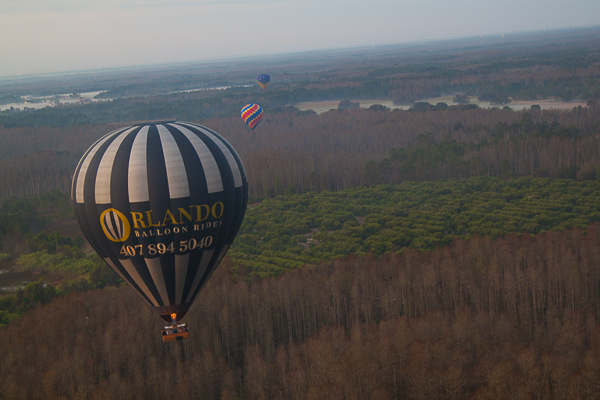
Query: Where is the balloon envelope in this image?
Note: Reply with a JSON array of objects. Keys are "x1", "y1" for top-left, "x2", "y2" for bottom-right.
[
  {"x1": 72, "y1": 121, "x2": 248, "y2": 323},
  {"x1": 241, "y1": 104, "x2": 263, "y2": 130},
  {"x1": 257, "y1": 74, "x2": 270, "y2": 90}
]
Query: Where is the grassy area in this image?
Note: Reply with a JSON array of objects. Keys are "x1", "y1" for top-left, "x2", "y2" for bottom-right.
[{"x1": 229, "y1": 176, "x2": 600, "y2": 276}]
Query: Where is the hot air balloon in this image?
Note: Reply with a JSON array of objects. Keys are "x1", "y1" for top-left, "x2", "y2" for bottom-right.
[
  {"x1": 72, "y1": 121, "x2": 248, "y2": 340},
  {"x1": 256, "y1": 74, "x2": 270, "y2": 90},
  {"x1": 241, "y1": 103, "x2": 263, "y2": 130}
]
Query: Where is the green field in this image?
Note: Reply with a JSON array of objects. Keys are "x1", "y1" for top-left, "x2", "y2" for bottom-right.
[
  {"x1": 1, "y1": 175, "x2": 599, "y2": 324},
  {"x1": 230, "y1": 176, "x2": 600, "y2": 275}
]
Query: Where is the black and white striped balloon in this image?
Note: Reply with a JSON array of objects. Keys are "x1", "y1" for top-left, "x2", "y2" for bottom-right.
[{"x1": 72, "y1": 121, "x2": 248, "y2": 323}]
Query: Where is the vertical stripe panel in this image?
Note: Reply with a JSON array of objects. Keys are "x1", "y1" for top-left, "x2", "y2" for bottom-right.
[
  {"x1": 75, "y1": 129, "x2": 125, "y2": 203},
  {"x1": 168, "y1": 123, "x2": 223, "y2": 193},
  {"x1": 145, "y1": 257, "x2": 170, "y2": 306},
  {"x1": 157, "y1": 125, "x2": 190, "y2": 199},
  {"x1": 120, "y1": 258, "x2": 160, "y2": 307},
  {"x1": 95, "y1": 127, "x2": 136, "y2": 204},
  {"x1": 128, "y1": 126, "x2": 150, "y2": 203},
  {"x1": 186, "y1": 249, "x2": 215, "y2": 303},
  {"x1": 178, "y1": 122, "x2": 243, "y2": 188},
  {"x1": 175, "y1": 254, "x2": 189, "y2": 305},
  {"x1": 72, "y1": 127, "x2": 128, "y2": 201}
]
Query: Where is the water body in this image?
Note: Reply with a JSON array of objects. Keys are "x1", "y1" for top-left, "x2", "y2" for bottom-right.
[
  {"x1": 0, "y1": 85, "x2": 255, "y2": 111},
  {"x1": 168, "y1": 84, "x2": 253, "y2": 95},
  {"x1": 0, "y1": 90, "x2": 106, "y2": 111}
]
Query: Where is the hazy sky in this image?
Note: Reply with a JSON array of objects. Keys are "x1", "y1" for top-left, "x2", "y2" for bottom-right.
[{"x1": 1, "y1": 0, "x2": 599, "y2": 77}]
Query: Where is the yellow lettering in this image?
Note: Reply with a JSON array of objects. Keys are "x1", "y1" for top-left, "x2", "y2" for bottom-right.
[
  {"x1": 162, "y1": 209, "x2": 178, "y2": 225},
  {"x1": 211, "y1": 202, "x2": 224, "y2": 219},
  {"x1": 146, "y1": 210, "x2": 161, "y2": 227},
  {"x1": 130, "y1": 212, "x2": 146, "y2": 228},
  {"x1": 178, "y1": 207, "x2": 193, "y2": 223},
  {"x1": 195, "y1": 205, "x2": 210, "y2": 221}
]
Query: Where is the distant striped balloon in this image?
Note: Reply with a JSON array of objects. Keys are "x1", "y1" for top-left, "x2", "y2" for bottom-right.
[
  {"x1": 257, "y1": 74, "x2": 270, "y2": 90},
  {"x1": 241, "y1": 103, "x2": 263, "y2": 130},
  {"x1": 72, "y1": 121, "x2": 248, "y2": 323}
]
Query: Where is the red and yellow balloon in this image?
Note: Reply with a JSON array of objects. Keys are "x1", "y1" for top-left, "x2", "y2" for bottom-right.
[{"x1": 241, "y1": 103, "x2": 263, "y2": 130}]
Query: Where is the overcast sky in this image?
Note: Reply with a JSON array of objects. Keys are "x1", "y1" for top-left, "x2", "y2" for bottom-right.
[{"x1": 0, "y1": 0, "x2": 599, "y2": 77}]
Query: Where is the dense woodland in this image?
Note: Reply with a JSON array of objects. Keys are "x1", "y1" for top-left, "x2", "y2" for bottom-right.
[
  {"x1": 0, "y1": 103, "x2": 599, "y2": 201},
  {"x1": 1, "y1": 27, "x2": 600, "y2": 399},
  {"x1": 2, "y1": 225, "x2": 600, "y2": 399}
]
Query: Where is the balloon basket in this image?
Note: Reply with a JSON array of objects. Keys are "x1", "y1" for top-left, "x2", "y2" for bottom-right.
[{"x1": 161, "y1": 323, "x2": 190, "y2": 342}]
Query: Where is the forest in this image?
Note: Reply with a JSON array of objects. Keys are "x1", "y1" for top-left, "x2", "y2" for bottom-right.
[
  {"x1": 2, "y1": 225, "x2": 600, "y2": 399},
  {"x1": 0, "y1": 103, "x2": 599, "y2": 201},
  {"x1": 0, "y1": 26, "x2": 600, "y2": 399}
]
